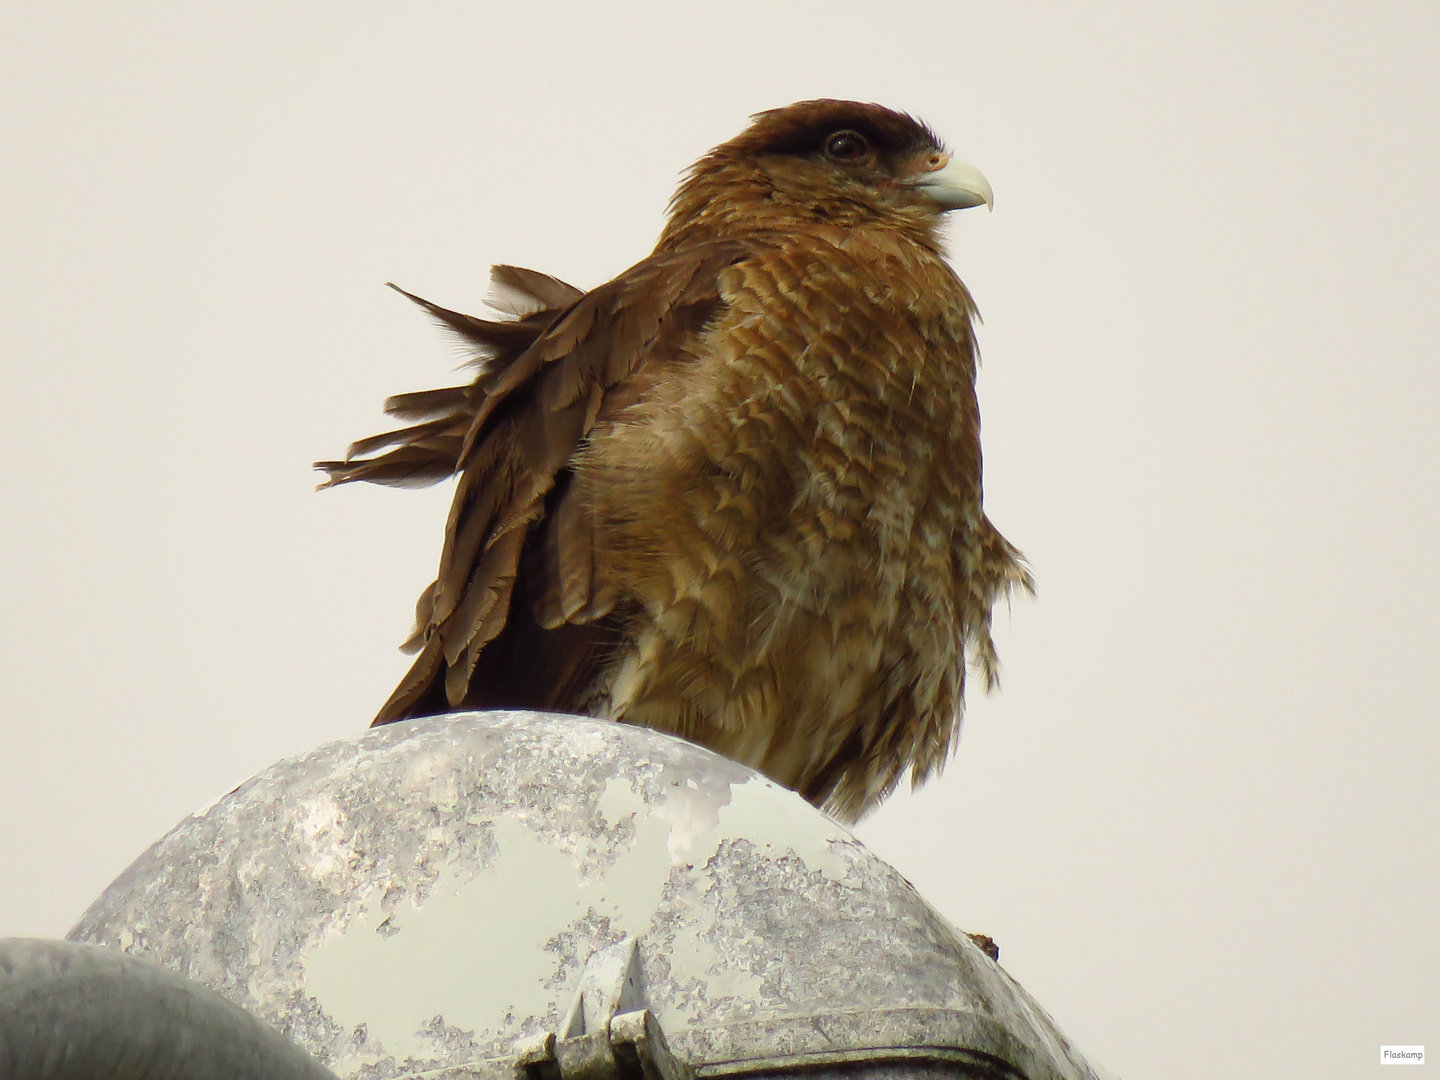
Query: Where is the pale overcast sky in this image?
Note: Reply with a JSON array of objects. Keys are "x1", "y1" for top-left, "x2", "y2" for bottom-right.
[{"x1": 1, "y1": 4, "x2": 1436, "y2": 1078}]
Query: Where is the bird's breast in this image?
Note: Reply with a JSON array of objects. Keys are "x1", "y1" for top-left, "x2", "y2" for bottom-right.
[{"x1": 577, "y1": 236, "x2": 984, "y2": 786}]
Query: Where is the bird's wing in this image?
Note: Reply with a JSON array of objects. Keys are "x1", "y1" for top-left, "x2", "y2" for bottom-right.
[
  {"x1": 329, "y1": 243, "x2": 749, "y2": 724},
  {"x1": 315, "y1": 265, "x2": 585, "y2": 490}
]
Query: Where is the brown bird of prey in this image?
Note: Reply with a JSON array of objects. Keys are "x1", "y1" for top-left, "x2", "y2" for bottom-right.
[{"x1": 318, "y1": 100, "x2": 1031, "y2": 822}]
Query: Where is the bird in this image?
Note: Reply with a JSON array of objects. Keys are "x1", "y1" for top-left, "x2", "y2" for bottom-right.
[{"x1": 317, "y1": 99, "x2": 1032, "y2": 823}]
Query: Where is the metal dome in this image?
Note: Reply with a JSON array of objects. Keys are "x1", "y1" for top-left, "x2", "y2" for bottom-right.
[{"x1": 68, "y1": 712, "x2": 1105, "y2": 1080}]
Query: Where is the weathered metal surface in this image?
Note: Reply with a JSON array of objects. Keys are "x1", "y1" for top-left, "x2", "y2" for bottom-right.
[{"x1": 68, "y1": 712, "x2": 1103, "y2": 1080}]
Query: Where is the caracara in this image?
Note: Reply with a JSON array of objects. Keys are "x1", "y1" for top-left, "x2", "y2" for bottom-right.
[{"x1": 318, "y1": 100, "x2": 1031, "y2": 822}]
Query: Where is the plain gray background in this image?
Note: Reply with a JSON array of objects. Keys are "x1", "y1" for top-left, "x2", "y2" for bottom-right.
[{"x1": 2, "y1": 4, "x2": 1435, "y2": 1078}]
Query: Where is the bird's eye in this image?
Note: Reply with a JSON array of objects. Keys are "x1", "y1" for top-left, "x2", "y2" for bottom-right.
[{"x1": 825, "y1": 131, "x2": 870, "y2": 161}]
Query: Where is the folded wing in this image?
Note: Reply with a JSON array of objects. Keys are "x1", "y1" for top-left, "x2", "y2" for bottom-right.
[{"x1": 318, "y1": 245, "x2": 747, "y2": 723}]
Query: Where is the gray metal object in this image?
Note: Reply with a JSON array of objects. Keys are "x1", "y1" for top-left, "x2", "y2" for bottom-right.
[
  {"x1": 516, "y1": 937, "x2": 695, "y2": 1080},
  {"x1": 0, "y1": 937, "x2": 338, "y2": 1080},
  {"x1": 68, "y1": 711, "x2": 1106, "y2": 1080}
]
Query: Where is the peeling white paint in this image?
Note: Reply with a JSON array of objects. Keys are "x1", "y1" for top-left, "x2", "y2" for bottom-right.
[
  {"x1": 305, "y1": 816, "x2": 581, "y2": 1060},
  {"x1": 713, "y1": 776, "x2": 854, "y2": 882},
  {"x1": 303, "y1": 765, "x2": 846, "y2": 1060}
]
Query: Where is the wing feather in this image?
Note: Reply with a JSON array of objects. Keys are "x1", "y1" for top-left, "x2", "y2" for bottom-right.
[
  {"x1": 314, "y1": 266, "x2": 582, "y2": 490},
  {"x1": 322, "y1": 243, "x2": 749, "y2": 724}
]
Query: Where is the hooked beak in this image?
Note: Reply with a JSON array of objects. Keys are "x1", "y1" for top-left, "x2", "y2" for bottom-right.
[{"x1": 911, "y1": 153, "x2": 994, "y2": 212}]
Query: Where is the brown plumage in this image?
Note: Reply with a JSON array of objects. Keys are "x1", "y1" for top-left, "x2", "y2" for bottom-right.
[{"x1": 318, "y1": 100, "x2": 1031, "y2": 822}]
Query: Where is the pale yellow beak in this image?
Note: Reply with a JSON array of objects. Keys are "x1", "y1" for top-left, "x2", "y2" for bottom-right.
[{"x1": 912, "y1": 152, "x2": 994, "y2": 211}]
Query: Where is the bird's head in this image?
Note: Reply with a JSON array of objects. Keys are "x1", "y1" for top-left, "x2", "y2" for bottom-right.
[{"x1": 658, "y1": 100, "x2": 991, "y2": 251}]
